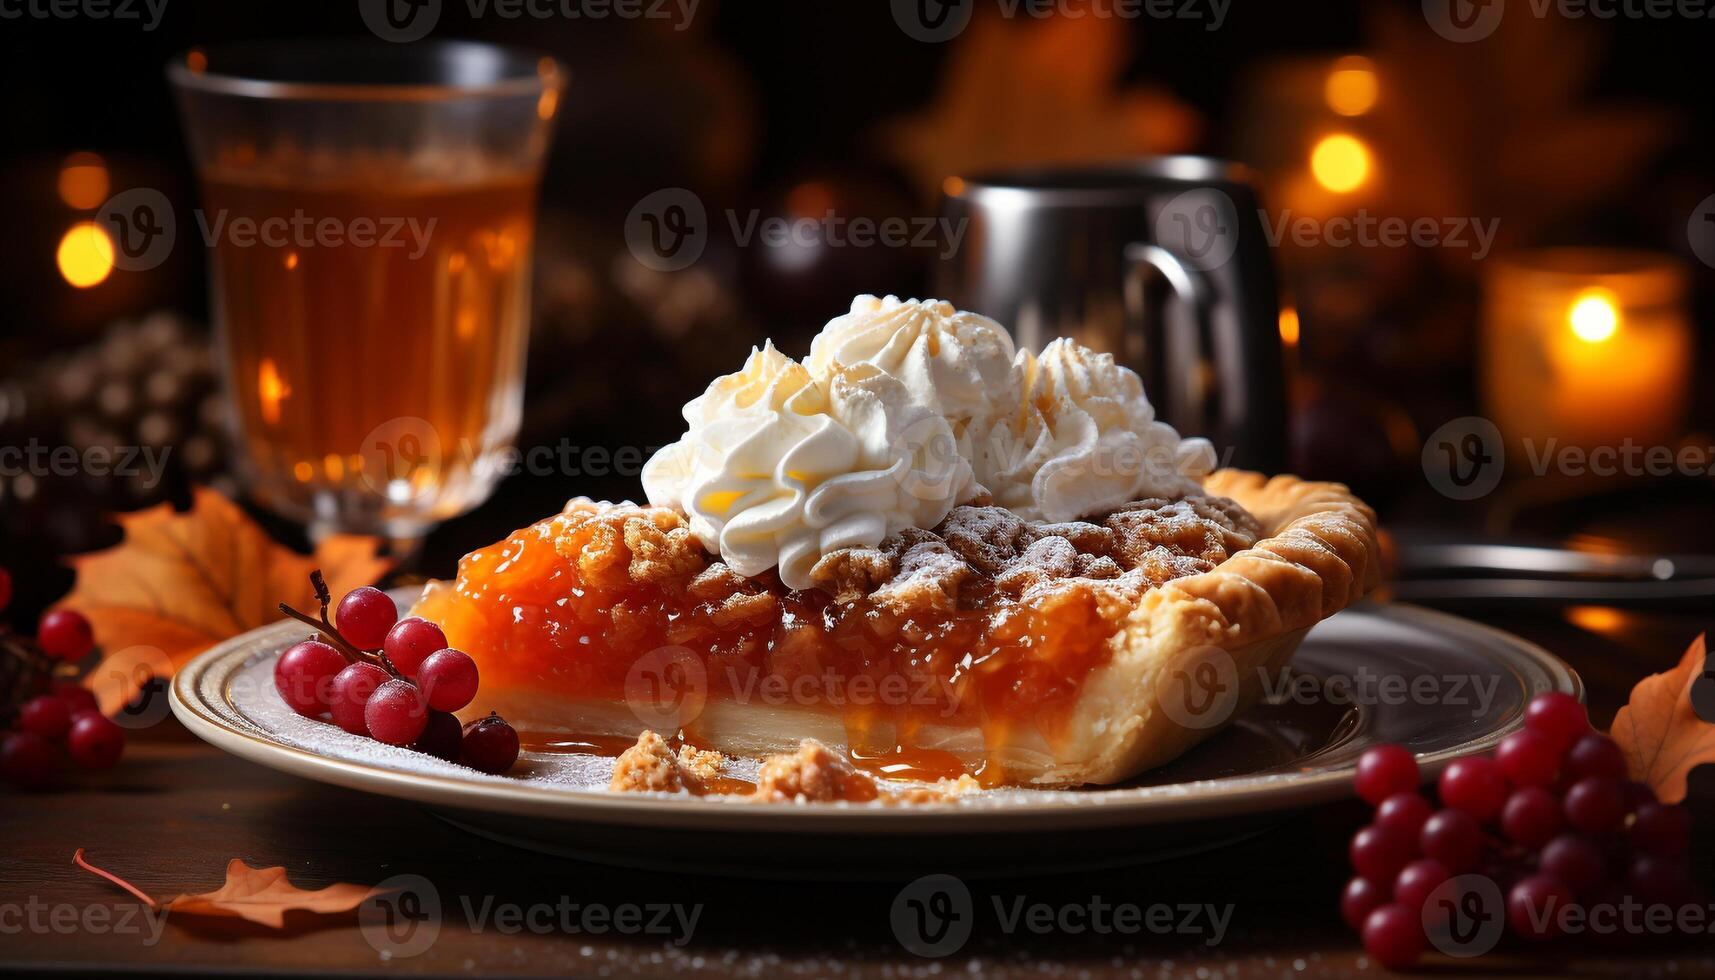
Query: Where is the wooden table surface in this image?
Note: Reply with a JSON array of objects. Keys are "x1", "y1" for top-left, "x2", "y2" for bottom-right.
[{"x1": 3, "y1": 606, "x2": 1711, "y2": 978}]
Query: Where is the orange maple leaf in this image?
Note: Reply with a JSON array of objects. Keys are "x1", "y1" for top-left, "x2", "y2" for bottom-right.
[
  {"x1": 57, "y1": 487, "x2": 392, "y2": 715},
  {"x1": 165, "y1": 859, "x2": 377, "y2": 928},
  {"x1": 1610, "y1": 634, "x2": 1714, "y2": 805},
  {"x1": 76, "y1": 849, "x2": 376, "y2": 929}
]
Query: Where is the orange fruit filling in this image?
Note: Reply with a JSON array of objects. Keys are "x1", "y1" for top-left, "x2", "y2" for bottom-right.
[{"x1": 411, "y1": 503, "x2": 1137, "y2": 779}]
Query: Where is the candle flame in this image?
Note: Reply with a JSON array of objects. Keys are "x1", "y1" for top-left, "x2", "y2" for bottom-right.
[
  {"x1": 1568, "y1": 291, "x2": 1619, "y2": 344},
  {"x1": 1310, "y1": 134, "x2": 1371, "y2": 193},
  {"x1": 57, "y1": 222, "x2": 115, "y2": 288},
  {"x1": 1279, "y1": 306, "x2": 1301, "y2": 346},
  {"x1": 257, "y1": 358, "x2": 290, "y2": 425}
]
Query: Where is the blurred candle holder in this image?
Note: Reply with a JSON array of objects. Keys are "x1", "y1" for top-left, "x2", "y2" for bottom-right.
[{"x1": 1482, "y1": 249, "x2": 1691, "y2": 456}]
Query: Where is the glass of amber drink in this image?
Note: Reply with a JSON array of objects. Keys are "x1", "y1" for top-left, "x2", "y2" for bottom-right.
[{"x1": 170, "y1": 41, "x2": 562, "y2": 550}]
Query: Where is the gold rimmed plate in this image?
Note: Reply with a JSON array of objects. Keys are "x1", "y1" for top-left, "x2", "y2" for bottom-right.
[{"x1": 171, "y1": 594, "x2": 1578, "y2": 877}]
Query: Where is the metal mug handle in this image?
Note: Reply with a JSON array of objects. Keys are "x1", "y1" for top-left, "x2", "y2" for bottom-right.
[{"x1": 1122, "y1": 242, "x2": 1217, "y2": 439}]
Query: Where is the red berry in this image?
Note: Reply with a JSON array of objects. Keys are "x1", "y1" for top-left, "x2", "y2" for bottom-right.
[
  {"x1": 1420, "y1": 809, "x2": 1485, "y2": 872},
  {"x1": 1508, "y1": 874, "x2": 1574, "y2": 940},
  {"x1": 1539, "y1": 834, "x2": 1606, "y2": 894},
  {"x1": 1495, "y1": 728, "x2": 1559, "y2": 788},
  {"x1": 334, "y1": 587, "x2": 397, "y2": 651},
  {"x1": 1628, "y1": 854, "x2": 1692, "y2": 906},
  {"x1": 1342, "y1": 877, "x2": 1388, "y2": 932},
  {"x1": 417, "y1": 648, "x2": 479, "y2": 712},
  {"x1": 67, "y1": 712, "x2": 123, "y2": 770},
  {"x1": 1361, "y1": 904, "x2": 1424, "y2": 969},
  {"x1": 1375, "y1": 793, "x2": 1434, "y2": 838},
  {"x1": 274, "y1": 640, "x2": 349, "y2": 716},
  {"x1": 37, "y1": 609, "x2": 95, "y2": 661},
  {"x1": 459, "y1": 713, "x2": 518, "y2": 774},
  {"x1": 382, "y1": 617, "x2": 447, "y2": 677},
  {"x1": 18, "y1": 695, "x2": 72, "y2": 741},
  {"x1": 412, "y1": 710, "x2": 463, "y2": 762},
  {"x1": 1355, "y1": 745, "x2": 1419, "y2": 805},
  {"x1": 1501, "y1": 786, "x2": 1564, "y2": 847},
  {"x1": 1439, "y1": 756, "x2": 1508, "y2": 822},
  {"x1": 1351, "y1": 824, "x2": 1417, "y2": 882},
  {"x1": 0, "y1": 566, "x2": 12, "y2": 611},
  {"x1": 1563, "y1": 777, "x2": 1626, "y2": 834},
  {"x1": 1564, "y1": 733, "x2": 1627, "y2": 782},
  {"x1": 364, "y1": 679, "x2": 429, "y2": 746},
  {"x1": 1630, "y1": 802, "x2": 1692, "y2": 858},
  {"x1": 328, "y1": 662, "x2": 390, "y2": 735},
  {"x1": 1, "y1": 731, "x2": 60, "y2": 789},
  {"x1": 1393, "y1": 858, "x2": 1451, "y2": 913},
  {"x1": 1524, "y1": 692, "x2": 1588, "y2": 753},
  {"x1": 52, "y1": 681, "x2": 99, "y2": 715}
]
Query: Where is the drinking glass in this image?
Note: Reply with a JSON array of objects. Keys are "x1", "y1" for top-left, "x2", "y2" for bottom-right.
[{"x1": 170, "y1": 41, "x2": 562, "y2": 551}]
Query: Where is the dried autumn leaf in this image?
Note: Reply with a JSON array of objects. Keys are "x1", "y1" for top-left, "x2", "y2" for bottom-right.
[
  {"x1": 58, "y1": 487, "x2": 392, "y2": 715},
  {"x1": 75, "y1": 849, "x2": 376, "y2": 929},
  {"x1": 1611, "y1": 634, "x2": 1713, "y2": 805},
  {"x1": 166, "y1": 859, "x2": 376, "y2": 928}
]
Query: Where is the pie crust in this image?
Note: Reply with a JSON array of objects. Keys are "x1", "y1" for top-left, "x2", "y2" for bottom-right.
[{"x1": 411, "y1": 469, "x2": 1378, "y2": 787}]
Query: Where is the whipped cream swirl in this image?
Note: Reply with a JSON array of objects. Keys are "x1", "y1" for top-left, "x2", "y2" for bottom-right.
[
  {"x1": 641, "y1": 295, "x2": 1215, "y2": 588},
  {"x1": 973, "y1": 339, "x2": 1216, "y2": 522},
  {"x1": 641, "y1": 341, "x2": 969, "y2": 589}
]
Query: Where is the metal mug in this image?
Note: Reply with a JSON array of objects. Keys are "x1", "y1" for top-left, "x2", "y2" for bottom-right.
[{"x1": 935, "y1": 158, "x2": 1285, "y2": 472}]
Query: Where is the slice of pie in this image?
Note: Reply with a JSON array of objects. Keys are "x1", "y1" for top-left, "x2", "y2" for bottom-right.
[{"x1": 410, "y1": 296, "x2": 1379, "y2": 787}]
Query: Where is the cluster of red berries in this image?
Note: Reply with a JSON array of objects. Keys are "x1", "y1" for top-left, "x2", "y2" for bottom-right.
[
  {"x1": 1343, "y1": 692, "x2": 1699, "y2": 968},
  {"x1": 274, "y1": 581, "x2": 517, "y2": 775},
  {"x1": 0, "y1": 568, "x2": 126, "y2": 790}
]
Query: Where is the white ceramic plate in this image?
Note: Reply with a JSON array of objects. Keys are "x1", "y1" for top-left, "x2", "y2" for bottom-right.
[{"x1": 171, "y1": 597, "x2": 1578, "y2": 876}]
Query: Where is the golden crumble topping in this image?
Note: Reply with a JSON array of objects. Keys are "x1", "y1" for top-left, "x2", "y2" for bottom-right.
[
  {"x1": 751, "y1": 739, "x2": 880, "y2": 803},
  {"x1": 608, "y1": 730, "x2": 727, "y2": 794}
]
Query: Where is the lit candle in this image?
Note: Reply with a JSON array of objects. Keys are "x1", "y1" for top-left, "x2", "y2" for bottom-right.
[{"x1": 1482, "y1": 249, "x2": 1691, "y2": 452}]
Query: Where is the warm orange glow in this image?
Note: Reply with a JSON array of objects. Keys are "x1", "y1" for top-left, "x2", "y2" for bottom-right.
[
  {"x1": 56, "y1": 222, "x2": 115, "y2": 288},
  {"x1": 942, "y1": 176, "x2": 966, "y2": 198},
  {"x1": 1311, "y1": 134, "x2": 1371, "y2": 193},
  {"x1": 58, "y1": 152, "x2": 110, "y2": 210},
  {"x1": 1566, "y1": 605, "x2": 1625, "y2": 635},
  {"x1": 257, "y1": 358, "x2": 290, "y2": 425},
  {"x1": 1278, "y1": 306, "x2": 1301, "y2": 346},
  {"x1": 283, "y1": 251, "x2": 299, "y2": 270},
  {"x1": 537, "y1": 88, "x2": 558, "y2": 120},
  {"x1": 448, "y1": 251, "x2": 467, "y2": 274},
  {"x1": 1568, "y1": 291, "x2": 1619, "y2": 343},
  {"x1": 293, "y1": 461, "x2": 314, "y2": 483},
  {"x1": 1325, "y1": 57, "x2": 1379, "y2": 116},
  {"x1": 186, "y1": 49, "x2": 208, "y2": 73},
  {"x1": 786, "y1": 180, "x2": 837, "y2": 219}
]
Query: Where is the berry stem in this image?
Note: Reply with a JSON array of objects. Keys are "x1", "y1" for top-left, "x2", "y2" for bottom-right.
[
  {"x1": 72, "y1": 848, "x2": 160, "y2": 909},
  {"x1": 277, "y1": 578, "x2": 405, "y2": 681}
]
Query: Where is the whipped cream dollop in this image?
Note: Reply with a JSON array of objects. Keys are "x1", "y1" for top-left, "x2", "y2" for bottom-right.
[
  {"x1": 641, "y1": 295, "x2": 1215, "y2": 588},
  {"x1": 973, "y1": 339, "x2": 1216, "y2": 522}
]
